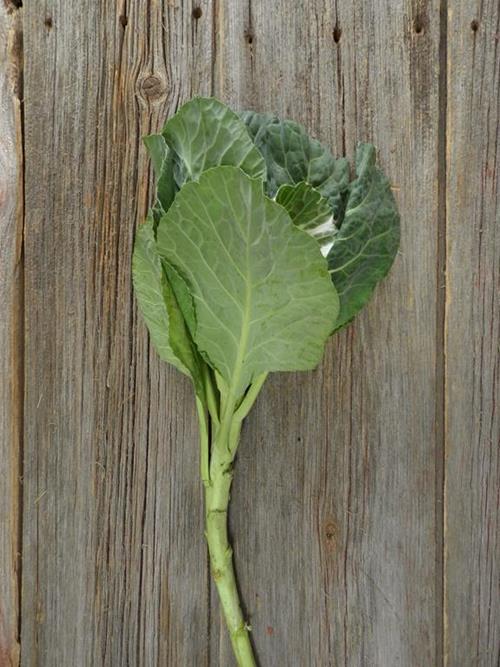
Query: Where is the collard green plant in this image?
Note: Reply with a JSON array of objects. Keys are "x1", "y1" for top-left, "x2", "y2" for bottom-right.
[{"x1": 132, "y1": 97, "x2": 400, "y2": 666}]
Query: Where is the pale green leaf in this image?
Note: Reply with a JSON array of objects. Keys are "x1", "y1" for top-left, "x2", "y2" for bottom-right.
[
  {"x1": 132, "y1": 216, "x2": 182, "y2": 368},
  {"x1": 143, "y1": 133, "x2": 168, "y2": 176},
  {"x1": 132, "y1": 215, "x2": 206, "y2": 399},
  {"x1": 327, "y1": 143, "x2": 400, "y2": 331},
  {"x1": 143, "y1": 134, "x2": 177, "y2": 221},
  {"x1": 156, "y1": 166, "x2": 339, "y2": 399},
  {"x1": 163, "y1": 97, "x2": 266, "y2": 186},
  {"x1": 163, "y1": 262, "x2": 197, "y2": 339}
]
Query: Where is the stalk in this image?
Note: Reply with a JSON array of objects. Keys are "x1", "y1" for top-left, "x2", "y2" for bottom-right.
[
  {"x1": 198, "y1": 373, "x2": 267, "y2": 667},
  {"x1": 201, "y1": 377, "x2": 267, "y2": 667},
  {"x1": 205, "y1": 457, "x2": 256, "y2": 666}
]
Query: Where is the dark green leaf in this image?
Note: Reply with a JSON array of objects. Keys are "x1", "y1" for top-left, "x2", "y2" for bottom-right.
[
  {"x1": 327, "y1": 143, "x2": 400, "y2": 331},
  {"x1": 240, "y1": 110, "x2": 350, "y2": 220}
]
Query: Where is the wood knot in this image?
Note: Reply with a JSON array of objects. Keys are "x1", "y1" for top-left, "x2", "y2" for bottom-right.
[
  {"x1": 139, "y1": 75, "x2": 166, "y2": 102},
  {"x1": 323, "y1": 520, "x2": 337, "y2": 552}
]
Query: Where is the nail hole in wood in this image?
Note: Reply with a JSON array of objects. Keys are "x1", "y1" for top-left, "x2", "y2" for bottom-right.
[
  {"x1": 245, "y1": 30, "x2": 254, "y2": 45},
  {"x1": 333, "y1": 25, "x2": 342, "y2": 44},
  {"x1": 44, "y1": 17, "x2": 53, "y2": 28},
  {"x1": 192, "y1": 7, "x2": 202, "y2": 19},
  {"x1": 413, "y1": 16, "x2": 424, "y2": 34},
  {"x1": 119, "y1": 15, "x2": 128, "y2": 28},
  {"x1": 471, "y1": 19, "x2": 479, "y2": 32}
]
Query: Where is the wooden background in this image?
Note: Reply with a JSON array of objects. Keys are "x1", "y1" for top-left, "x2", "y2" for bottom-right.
[{"x1": 0, "y1": 1, "x2": 498, "y2": 665}]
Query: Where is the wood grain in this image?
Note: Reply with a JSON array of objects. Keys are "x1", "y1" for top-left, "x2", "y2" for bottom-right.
[
  {"x1": 213, "y1": 1, "x2": 443, "y2": 664},
  {"x1": 6, "y1": 0, "x2": 499, "y2": 665},
  {"x1": 21, "y1": 2, "x2": 214, "y2": 665},
  {"x1": 0, "y1": 4, "x2": 22, "y2": 666},
  {"x1": 445, "y1": 2, "x2": 500, "y2": 665}
]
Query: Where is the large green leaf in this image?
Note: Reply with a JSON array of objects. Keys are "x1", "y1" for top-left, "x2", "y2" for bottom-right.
[
  {"x1": 132, "y1": 215, "x2": 206, "y2": 399},
  {"x1": 275, "y1": 182, "x2": 335, "y2": 257},
  {"x1": 163, "y1": 97, "x2": 266, "y2": 186},
  {"x1": 327, "y1": 144, "x2": 400, "y2": 331},
  {"x1": 240, "y1": 110, "x2": 350, "y2": 220},
  {"x1": 156, "y1": 166, "x2": 339, "y2": 398}
]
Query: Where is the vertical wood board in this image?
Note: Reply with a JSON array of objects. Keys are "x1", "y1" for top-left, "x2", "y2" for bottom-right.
[
  {"x1": 445, "y1": 2, "x2": 500, "y2": 664},
  {"x1": 0, "y1": 5, "x2": 22, "y2": 666},
  {"x1": 21, "y1": 2, "x2": 214, "y2": 665}
]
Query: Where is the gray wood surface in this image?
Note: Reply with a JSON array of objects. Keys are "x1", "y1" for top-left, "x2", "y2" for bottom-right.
[
  {"x1": 445, "y1": 2, "x2": 500, "y2": 665},
  {"x1": 0, "y1": 5, "x2": 22, "y2": 666},
  {"x1": 0, "y1": 1, "x2": 497, "y2": 666},
  {"x1": 21, "y1": 2, "x2": 213, "y2": 665}
]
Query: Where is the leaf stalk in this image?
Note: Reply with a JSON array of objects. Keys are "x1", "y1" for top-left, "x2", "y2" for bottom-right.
[{"x1": 200, "y1": 377, "x2": 268, "y2": 667}]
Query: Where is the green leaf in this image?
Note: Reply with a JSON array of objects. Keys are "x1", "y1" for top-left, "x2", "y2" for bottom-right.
[
  {"x1": 156, "y1": 166, "x2": 339, "y2": 399},
  {"x1": 327, "y1": 143, "x2": 400, "y2": 331},
  {"x1": 239, "y1": 110, "x2": 276, "y2": 144},
  {"x1": 162, "y1": 97, "x2": 266, "y2": 186},
  {"x1": 163, "y1": 262, "x2": 197, "y2": 339},
  {"x1": 240, "y1": 110, "x2": 350, "y2": 220},
  {"x1": 143, "y1": 133, "x2": 168, "y2": 177},
  {"x1": 132, "y1": 215, "x2": 206, "y2": 399},
  {"x1": 132, "y1": 215, "x2": 181, "y2": 367},
  {"x1": 143, "y1": 134, "x2": 177, "y2": 221},
  {"x1": 275, "y1": 182, "x2": 336, "y2": 256}
]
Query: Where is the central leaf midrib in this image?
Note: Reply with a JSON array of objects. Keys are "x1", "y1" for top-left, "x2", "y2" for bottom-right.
[{"x1": 226, "y1": 205, "x2": 254, "y2": 405}]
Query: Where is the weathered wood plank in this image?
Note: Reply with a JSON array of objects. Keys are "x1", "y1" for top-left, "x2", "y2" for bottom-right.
[
  {"x1": 213, "y1": 1, "x2": 443, "y2": 664},
  {"x1": 0, "y1": 4, "x2": 22, "y2": 666},
  {"x1": 21, "y1": 2, "x2": 213, "y2": 665},
  {"x1": 445, "y1": 2, "x2": 500, "y2": 665}
]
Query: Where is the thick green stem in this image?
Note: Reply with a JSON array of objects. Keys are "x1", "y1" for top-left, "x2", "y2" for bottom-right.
[
  {"x1": 201, "y1": 375, "x2": 269, "y2": 666},
  {"x1": 205, "y1": 423, "x2": 256, "y2": 667}
]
